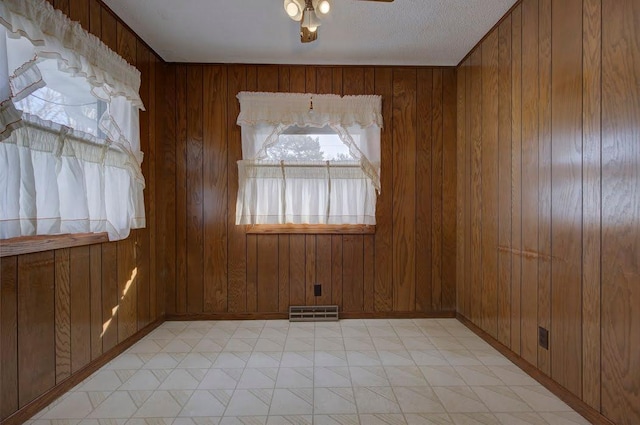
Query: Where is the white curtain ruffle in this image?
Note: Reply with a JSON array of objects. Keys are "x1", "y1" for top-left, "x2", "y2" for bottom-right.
[{"x1": 0, "y1": 0, "x2": 143, "y2": 109}]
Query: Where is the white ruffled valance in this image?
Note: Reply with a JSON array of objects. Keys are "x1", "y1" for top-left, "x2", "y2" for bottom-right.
[
  {"x1": 0, "y1": 0, "x2": 143, "y2": 108},
  {"x1": 235, "y1": 92, "x2": 382, "y2": 226}
]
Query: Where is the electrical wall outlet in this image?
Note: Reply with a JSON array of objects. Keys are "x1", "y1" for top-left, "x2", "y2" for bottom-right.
[
  {"x1": 538, "y1": 326, "x2": 549, "y2": 350},
  {"x1": 314, "y1": 284, "x2": 321, "y2": 297}
]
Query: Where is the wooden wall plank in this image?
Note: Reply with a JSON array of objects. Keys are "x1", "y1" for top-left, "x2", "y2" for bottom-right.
[
  {"x1": 581, "y1": 0, "x2": 602, "y2": 410},
  {"x1": 101, "y1": 243, "x2": 118, "y2": 352},
  {"x1": 70, "y1": 247, "x2": 91, "y2": 373},
  {"x1": 316, "y1": 235, "x2": 333, "y2": 306},
  {"x1": 116, "y1": 22, "x2": 136, "y2": 66},
  {"x1": 316, "y1": 67, "x2": 333, "y2": 94},
  {"x1": 431, "y1": 69, "x2": 444, "y2": 312},
  {"x1": 464, "y1": 58, "x2": 473, "y2": 319},
  {"x1": 18, "y1": 252, "x2": 55, "y2": 406},
  {"x1": 289, "y1": 236, "x2": 306, "y2": 306},
  {"x1": 227, "y1": 65, "x2": 247, "y2": 313},
  {"x1": 257, "y1": 236, "x2": 279, "y2": 312},
  {"x1": 117, "y1": 237, "x2": 137, "y2": 342},
  {"x1": 550, "y1": 0, "x2": 584, "y2": 396},
  {"x1": 374, "y1": 68, "x2": 394, "y2": 312},
  {"x1": 442, "y1": 68, "x2": 457, "y2": 311},
  {"x1": 456, "y1": 62, "x2": 467, "y2": 318},
  {"x1": 497, "y1": 16, "x2": 512, "y2": 347},
  {"x1": 89, "y1": 245, "x2": 102, "y2": 360},
  {"x1": 69, "y1": 0, "x2": 89, "y2": 29},
  {"x1": 363, "y1": 235, "x2": 375, "y2": 312},
  {"x1": 203, "y1": 65, "x2": 229, "y2": 313},
  {"x1": 342, "y1": 235, "x2": 364, "y2": 312},
  {"x1": 54, "y1": 248, "x2": 71, "y2": 383},
  {"x1": 481, "y1": 31, "x2": 499, "y2": 337},
  {"x1": 392, "y1": 68, "x2": 417, "y2": 311},
  {"x1": 416, "y1": 69, "x2": 433, "y2": 312},
  {"x1": 470, "y1": 48, "x2": 483, "y2": 326},
  {"x1": 246, "y1": 235, "x2": 258, "y2": 312},
  {"x1": 88, "y1": 0, "x2": 101, "y2": 38},
  {"x1": 331, "y1": 235, "x2": 343, "y2": 310},
  {"x1": 186, "y1": 65, "x2": 204, "y2": 314},
  {"x1": 520, "y1": 0, "x2": 539, "y2": 366},
  {"x1": 537, "y1": 0, "x2": 552, "y2": 377},
  {"x1": 601, "y1": 0, "x2": 640, "y2": 423},
  {"x1": 278, "y1": 236, "x2": 290, "y2": 312},
  {"x1": 305, "y1": 235, "x2": 317, "y2": 306},
  {"x1": 290, "y1": 66, "x2": 306, "y2": 93},
  {"x1": 1, "y1": 257, "x2": 18, "y2": 419},
  {"x1": 510, "y1": 4, "x2": 523, "y2": 356},
  {"x1": 175, "y1": 65, "x2": 188, "y2": 314}
]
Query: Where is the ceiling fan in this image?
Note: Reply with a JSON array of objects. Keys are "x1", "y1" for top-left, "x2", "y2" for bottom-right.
[{"x1": 284, "y1": 0, "x2": 394, "y2": 43}]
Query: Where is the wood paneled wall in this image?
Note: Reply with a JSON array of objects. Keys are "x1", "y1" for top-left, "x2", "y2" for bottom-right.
[
  {"x1": 456, "y1": 0, "x2": 640, "y2": 423},
  {"x1": 0, "y1": 0, "x2": 163, "y2": 422},
  {"x1": 157, "y1": 65, "x2": 457, "y2": 316}
]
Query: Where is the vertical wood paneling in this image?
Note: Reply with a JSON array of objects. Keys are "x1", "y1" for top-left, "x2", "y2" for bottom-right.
[
  {"x1": 89, "y1": 245, "x2": 102, "y2": 360},
  {"x1": 456, "y1": 63, "x2": 467, "y2": 318},
  {"x1": 203, "y1": 65, "x2": 229, "y2": 313},
  {"x1": 342, "y1": 235, "x2": 364, "y2": 312},
  {"x1": 18, "y1": 252, "x2": 55, "y2": 406},
  {"x1": 70, "y1": 247, "x2": 91, "y2": 373},
  {"x1": 416, "y1": 69, "x2": 433, "y2": 312},
  {"x1": 537, "y1": 0, "x2": 552, "y2": 377},
  {"x1": 289, "y1": 236, "x2": 306, "y2": 306},
  {"x1": 392, "y1": 68, "x2": 417, "y2": 311},
  {"x1": 1, "y1": 257, "x2": 18, "y2": 419},
  {"x1": 497, "y1": 16, "x2": 512, "y2": 347},
  {"x1": 305, "y1": 236, "x2": 317, "y2": 307},
  {"x1": 510, "y1": 4, "x2": 523, "y2": 356},
  {"x1": 101, "y1": 243, "x2": 118, "y2": 351},
  {"x1": 68, "y1": 0, "x2": 89, "y2": 29},
  {"x1": 470, "y1": 49, "x2": 483, "y2": 325},
  {"x1": 117, "y1": 237, "x2": 137, "y2": 342},
  {"x1": 601, "y1": 0, "x2": 640, "y2": 423},
  {"x1": 227, "y1": 65, "x2": 247, "y2": 313},
  {"x1": 442, "y1": 69, "x2": 457, "y2": 311},
  {"x1": 581, "y1": 0, "x2": 602, "y2": 410},
  {"x1": 464, "y1": 58, "x2": 473, "y2": 319},
  {"x1": 88, "y1": 0, "x2": 101, "y2": 38},
  {"x1": 374, "y1": 68, "x2": 394, "y2": 312},
  {"x1": 257, "y1": 236, "x2": 279, "y2": 312},
  {"x1": 246, "y1": 235, "x2": 258, "y2": 312},
  {"x1": 520, "y1": 0, "x2": 539, "y2": 366},
  {"x1": 481, "y1": 31, "x2": 499, "y2": 338},
  {"x1": 431, "y1": 69, "x2": 443, "y2": 311},
  {"x1": 186, "y1": 66, "x2": 204, "y2": 314},
  {"x1": 278, "y1": 236, "x2": 290, "y2": 312},
  {"x1": 55, "y1": 248, "x2": 71, "y2": 383},
  {"x1": 175, "y1": 65, "x2": 188, "y2": 314},
  {"x1": 363, "y1": 236, "x2": 375, "y2": 312},
  {"x1": 331, "y1": 235, "x2": 343, "y2": 310},
  {"x1": 551, "y1": 0, "x2": 584, "y2": 396},
  {"x1": 316, "y1": 235, "x2": 332, "y2": 306}
]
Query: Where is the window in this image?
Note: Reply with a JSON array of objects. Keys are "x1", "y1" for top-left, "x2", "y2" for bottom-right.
[
  {"x1": 235, "y1": 92, "x2": 382, "y2": 226},
  {"x1": 0, "y1": 0, "x2": 145, "y2": 241}
]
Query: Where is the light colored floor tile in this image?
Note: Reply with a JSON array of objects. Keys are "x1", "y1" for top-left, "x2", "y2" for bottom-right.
[
  {"x1": 159, "y1": 369, "x2": 204, "y2": 390},
  {"x1": 223, "y1": 339, "x2": 257, "y2": 352},
  {"x1": 284, "y1": 338, "x2": 315, "y2": 352},
  {"x1": 509, "y1": 386, "x2": 573, "y2": 412},
  {"x1": 448, "y1": 412, "x2": 501, "y2": 424},
  {"x1": 367, "y1": 327, "x2": 397, "y2": 338},
  {"x1": 409, "y1": 350, "x2": 449, "y2": 366},
  {"x1": 281, "y1": 352, "x2": 314, "y2": 368},
  {"x1": 265, "y1": 415, "x2": 312, "y2": 425},
  {"x1": 420, "y1": 366, "x2": 467, "y2": 387},
  {"x1": 232, "y1": 328, "x2": 262, "y2": 339},
  {"x1": 346, "y1": 351, "x2": 381, "y2": 367},
  {"x1": 378, "y1": 350, "x2": 415, "y2": 366},
  {"x1": 140, "y1": 353, "x2": 182, "y2": 370},
  {"x1": 359, "y1": 414, "x2": 408, "y2": 425},
  {"x1": 487, "y1": 366, "x2": 538, "y2": 386},
  {"x1": 404, "y1": 413, "x2": 454, "y2": 425},
  {"x1": 314, "y1": 387, "x2": 357, "y2": 414},
  {"x1": 119, "y1": 369, "x2": 165, "y2": 390},
  {"x1": 247, "y1": 352, "x2": 282, "y2": 368},
  {"x1": 538, "y1": 412, "x2": 591, "y2": 425},
  {"x1": 87, "y1": 391, "x2": 140, "y2": 418},
  {"x1": 315, "y1": 351, "x2": 348, "y2": 367},
  {"x1": 394, "y1": 387, "x2": 446, "y2": 414},
  {"x1": 432, "y1": 387, "x2": 488, "y2": 413},
  {"x1": 76, "y1": 371, "x2": 124, "y2": 391},
  {"x1": 313, "y1": 414, "x2": 360, "y2": 425},
  {"x1": 269, "y1": 388, "x2": 313, "y2": 415},
  {"x1": 211, "y1": 352, "x2": 250, "y2": 369},
  {"x1": 315, "y1": 367, "x2": 351, "y2": 387},
  {"x1": 344, "y1": 336, "x2": 375, "y2": 351},
  {"x1": 429, "y1": 337, "x2": 466, "y2": 351},
  {"x1": 441, "y1": 350, "x2": 483, "y2": 366},
  {"x1": 254, "y1": 339, "x2": 286, "y2": 352},
  {"x1": 198, "y1": 369, "x2": 242, "y2": 390},
  {"x1": 455, "y1": 366, "x2": 504, "y2": 386},
  {"x1": 401, "y1": 337, "x2": 437, "y2": 351},
  {"x1": 132, "y1": 390, "x2": 189, "y2": 418},
  {"x1": 372, "y1": 337, "x2": 405, "y2": 351},
  {"x1": 471, "y1": 386, "x2": 531, "y2": 412},
  {"x1": 237, "y1": 368, "x2": 278, "y2": 389},
  {"x1": 315, "y1": 338, "x2": 345, "y2": 351},
  {"x1": 39, "y1": 392, "x2": 96, "y2": 419},
  {"x1": 315, "y1": 326, "x2": 343, "y2": 338},
  {"x1": 494, "y1": 412, "x2": 550, "y2": 425},
  {"x1": 178, "y1": 390, "x2": 231, "y2": 417},
  {"x1": 341, "y1": 327, "x2": 371, "y2": 339},
  {"x1": 177, "y1": 353, "x2": 214, "y2": 369},
  {"x1": 349, "y1": 366, "x2": 390, "y2": 387},
  {"x1": 219, "y1": 417, "x2": 267, "y2": 425},
  {"x1": 353, "y1": 387, "x2": 401, "y2": 414},
  {"x1": 225, "y1": 389, "x2": 273, "y2": 416},
  {"x1": 385, "y1": 366, "x2": 429, "y2": 387},
  {"x1": 173, "y1": 418, "x2": 220, "y2": 425},
  {"x1": 275, "y1": 367, "x2": 314, "y2": 388}
]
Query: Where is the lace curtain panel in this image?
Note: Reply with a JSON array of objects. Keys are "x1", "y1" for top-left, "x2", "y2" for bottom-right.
[
  {"x1": 235, "y1": 92, "x2": 382, "y2": 225},
  {"x1": 0, "y1": 0, "x2": 145, "y2": 240}
]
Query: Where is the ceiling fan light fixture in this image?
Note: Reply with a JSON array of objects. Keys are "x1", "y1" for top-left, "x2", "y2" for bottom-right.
[
  {"x1": 316, "y1": 0, "x2": 330, "y2": 15},
  {"x1": 284, "y1": 0, "x2": 303, "y2": 21},
  {"x1": 301, "y1": 8, "x2": 321, "y2": 29}
]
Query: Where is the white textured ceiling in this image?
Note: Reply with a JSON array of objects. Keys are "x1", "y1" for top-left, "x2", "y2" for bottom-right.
[{"x1": 101, "y1": 0, "x2": 517, "y2": 66}]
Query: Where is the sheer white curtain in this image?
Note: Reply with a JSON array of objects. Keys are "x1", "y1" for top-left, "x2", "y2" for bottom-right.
[
  {"x1": 235, "y1": 92, "x2": 382, "y2": 225},
  {"x1": 0, "y1": 0, "x2": 145, "y2": 240}
]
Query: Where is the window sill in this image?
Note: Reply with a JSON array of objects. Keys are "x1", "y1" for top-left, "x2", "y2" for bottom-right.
[
  {"x1": 0, "y1": 232, "x2": 109, "y2": 257},
  {"x1": 245, "y1": 224, "x2": 375, "y2": 235}
]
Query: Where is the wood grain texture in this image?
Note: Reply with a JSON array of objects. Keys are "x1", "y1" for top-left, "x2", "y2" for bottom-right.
[
  {"x1": 392, "y1": 68, "x2": 417, "y2": 311},
  {"x1": 519, "y1": 0, "x2": 539, "y2": 367},
  {"x1": 497, "y1": 16, "x2": 512, "y2": 347},
  {"x1": 69, "y1": 247, "x2": 91, "y2": 373},
  {"x1": 551, "y1": 0, "x2": 583, "y2": 396},
  {"x1": 203, "y1": 65, "x2": 228, "y2": 313},
  {"x1": 601, "y1": 0, "x2": 640, "y2": 423},
  {"x1": 186, "y1": 66, "x2": 204, "y2": 314},
  {"x1": 89, "y1": 245, "x2": 102, "y2": 361},
  {"x1": 456, "y1": 62, "x2": 467, "y2": 318},
  {"x1": 431, "y1": 69, "x2": 443, "y2": 312},
  {"x1": 316, "y1": 235, "x2": 332, "y2": 306},
  {"x1": 101, "y1": 243, "x2": 118, "y2": 352},
  {"x1": 175, "y1": 65, "x2": 188, "y2": 314},
  {"x1": 117, "y1": 237, "x2": 137, "y2": 342},
  {"x1": 278, "y1": 235, "x2": 290, "y2": 312},
  {"x1": 331, "y1": 235, "x2": 343, "y2": 310},
  {"x1": 54, "y1": 248, "x2": 71, "y2": 383},
  {"x1": 305, "y1": 235, "x2": 317, "y2": 306},
  {"x1": 481, "y1": 31, "x2": 499, "y2": 338},
  {"x1": 470, "y1": 48, "x2": 483, "y2": 326},
  {"x1": 415, "y1": 68, "x2": 433, "y2": 312},
  {"x1": 289, "y1": 235, "x2": 306, "y2": 306},
  {"x1": 581, "y1": 0, "x2": 602, "y2": 410},
  {"x1": 1, "y1": 257, "x2": 18, "y2": 419},
  {"x1": 537, "y1": 0, "x2": 552, "y2": 377},
  {"x1": 246, "y1": 235, "x2": 257, "y2": 312},
  {"x1": 18, "y1": 252, "x2": 55, "y2": 406},
  {"x1": 257, "y1": 236, "x2": 279, "y2": 312},
  {"x1": 342, "y1": 235, "x2": 364, "y2": 313}
]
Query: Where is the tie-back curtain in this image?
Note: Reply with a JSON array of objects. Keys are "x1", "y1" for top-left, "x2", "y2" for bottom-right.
[
  {"x1": 235, "y1": 92, "x2": 382, "y2": 226},
  {"x1": 0, "y1": 0, "x2": 145, "y2": 240}
]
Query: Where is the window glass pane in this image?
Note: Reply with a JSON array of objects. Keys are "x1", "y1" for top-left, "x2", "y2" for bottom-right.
[{"x1": 265, "y1": 125, "x2": 358, "y2": 162}]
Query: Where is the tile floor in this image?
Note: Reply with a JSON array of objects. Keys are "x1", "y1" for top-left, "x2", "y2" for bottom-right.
[{"x1": 29, "y1": 319, "x2": 591, "y2": 425}]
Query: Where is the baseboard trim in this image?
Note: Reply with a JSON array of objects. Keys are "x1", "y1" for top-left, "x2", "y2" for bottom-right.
[
  {"x1": 165, "y1": 311, "x2": 457, "y2": 321},
  {"x1": 1, "y1": 318, "x2": 164, "y2": 425},
  {"x1": 456, "y1": 314, "x2": 615, "y2": 425}
]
